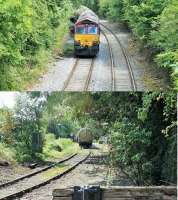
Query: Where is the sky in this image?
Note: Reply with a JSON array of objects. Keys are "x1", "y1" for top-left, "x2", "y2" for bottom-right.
[{"x1": 0, "y1": 92, "x2": 19, "y2": 108}]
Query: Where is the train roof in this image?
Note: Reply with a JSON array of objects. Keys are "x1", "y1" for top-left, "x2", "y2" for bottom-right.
[
  {"x1": 76, "y1": 9, "x2": 99, "y2": 25},
  {"x1": 78, "y1": 128, "x2": 92, "y2": 133}
]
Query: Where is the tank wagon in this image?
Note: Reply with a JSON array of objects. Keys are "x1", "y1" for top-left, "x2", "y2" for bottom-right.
[
  {"x1": 77, "y1": 128, "x2": 93, "y2": 148},
  {"x1": 74, "y1": 9, "x2": 100, "y2": 57}
]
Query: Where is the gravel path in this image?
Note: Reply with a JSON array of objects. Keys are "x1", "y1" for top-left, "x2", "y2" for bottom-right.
[
  {"x1": 88, "y1": 33, "x2": 112, "y2": 91},
  {"x1": 31, "y1": 57, "x2": 75, "y2": 91}
]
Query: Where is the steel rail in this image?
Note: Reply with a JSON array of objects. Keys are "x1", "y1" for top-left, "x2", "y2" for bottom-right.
[
  {"x1": 100, "y1": 23, "x2": 137, "y2": 91},
  {"x1": 101, "y1": 30, "x2": 116, "y2": 91},
  {"x1": 62, "y1": 58, "x2": 79, "y2": 91},
  {"x1": 0, "y1": 153, "x2": 77, "y2": 189},
  {"x1": 0, "y1": 153, "x2": 90, "y2": 200},
  {"x1": 84, "y1": 58, "x2": 95, "y2": 91},
  {"x1": 62, "y1": 58, "x2": 95, "y2": 91}
]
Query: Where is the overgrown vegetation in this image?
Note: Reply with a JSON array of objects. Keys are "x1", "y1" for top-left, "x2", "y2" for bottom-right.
[
  {"x1": 0, "y1": 93, "x2": 80, "y2": 163},
  {"x1": 0, "y1": 0, "x2": 75, "y2": 90},
  {"x1": 99, "y1": 0, "x2": 178, "y2": 90},
  {"x1": 1, "y1": 0, "x2": 176, "y2": 89},
  {"x1": 0, "y1": 143, "x2": 16, "y2": 163},
  {"x1": 43, "y1": 134, "x2": 80, "y2": 160},
  {"x1": 45, "y1": 92, "x2": 177, "y2": 185},
  {"x1": 0, "y1": 92, "x2": 176, "y2": 185},
  {"x1": 0, "y1": 0, "x2": 101, "y2": 90}
]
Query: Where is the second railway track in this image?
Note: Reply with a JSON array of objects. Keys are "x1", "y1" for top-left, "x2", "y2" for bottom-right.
[
  {"x1": 0, "y1": 153, "x2": 90, "y2": 200},
  {"x1": 101, "y1": 23, "x2": 137, "y2": 91}
]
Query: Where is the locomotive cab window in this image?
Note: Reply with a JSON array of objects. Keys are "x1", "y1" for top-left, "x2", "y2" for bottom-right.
[
  {"x1": 75, "y1": 26, "x2": 87, "y2": 34},
  {"x1": 75, "y1": 25, "x2": 98, "y2": 35},
  {"x1": 88, "y1": 26, "x2": 98, "y2": 34}
]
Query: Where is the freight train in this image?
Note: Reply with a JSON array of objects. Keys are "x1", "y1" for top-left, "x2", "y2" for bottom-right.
[
  {"x1": 71, "y1": 8, "x2": 100, "y2": 57},
  {"x1": 77, "y1": 128, "x2": 93, "y2": 148}
]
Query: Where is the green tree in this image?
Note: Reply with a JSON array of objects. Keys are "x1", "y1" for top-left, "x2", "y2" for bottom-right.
[
  {"x1": 13, "y1": 93, "x2": 46, "y2": 162},
  {"x1": 98, "y1": 0, "x2": 178, "y2": 89},
  {"x1": 0, "y1": 0, "x2": 74, "y2": 90},
  {"x1": 0, "y1": 108, "x2": 15, "y2": 144}
]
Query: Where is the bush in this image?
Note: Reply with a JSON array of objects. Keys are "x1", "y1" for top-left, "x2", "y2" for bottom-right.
[
  {"x1": 151, "y1": 0, "x2": 178, "y2": 89},
  {"x1": 100, "y1": 0, "x2": 124, "y2": 20},
  {"x1": 110, "y1": 120, "x2": 152, "y2": 185},
  {"x1": 0, "y1": 0, "x2": 74, "y2": 90},
  {"x1": 99, "y1": 0, "x2": 178, "y2": 90},
  {"x1": 0, "y1": 143, "x2": 16, "y2": 163},
  {"x1": 99, "y1": 0, "x2": 110, "y2": 17},
  {"x1": 43, "y1": 134, "x2": 80, "y2": 160}
]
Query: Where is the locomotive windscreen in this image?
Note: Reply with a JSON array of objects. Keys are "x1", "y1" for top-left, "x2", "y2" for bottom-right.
[
  {"x1": 75, "y1": 25, "x2": 98, "y2": 35},
  {"x1": 88, "y1": 26, "x2": 97, "y2": 34},
  {"x1": 75, "y1": 25, "x2": 87, "y2": 34}
]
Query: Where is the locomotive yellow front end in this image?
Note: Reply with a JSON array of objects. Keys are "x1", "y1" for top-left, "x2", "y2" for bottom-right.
[
  {"x1": 74, "y1": 10, "x2": 100, "y2": 57},
  {"x1": 74, "y1": 34, "x2": 100, "y2": 48}
]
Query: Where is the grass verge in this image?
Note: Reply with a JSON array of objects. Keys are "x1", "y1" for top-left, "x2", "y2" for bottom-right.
[
  {"x1": 0, "y1": 143, "x2": 16, "y2": 164},
  {"x1": 43, "y1": 134, "x2": 80, "y2": 162}
]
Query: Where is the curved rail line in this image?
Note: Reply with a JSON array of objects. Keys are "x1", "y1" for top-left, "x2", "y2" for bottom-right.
[
  {"x1": 62, "y1": 58, "x2": 95, "y2": 91},
  {"x1": 101, "y1": 30, "x2": 116, "y2": 91},
  {"x1": 0, "y1": 153, "x2": 77, "y2": 189},
  {"x1": 101, "y1": 23, "x2": 137, "y2": 91},
  {"x1": 0, "y1": 153, "x2": 90, "y2": 200}
]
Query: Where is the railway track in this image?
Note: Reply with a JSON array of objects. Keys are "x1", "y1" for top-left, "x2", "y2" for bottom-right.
[
  {"x1": 62, "y1": 23, "x2": 136, "y2": 91},
  {"x1": 101, "y1": 30, "x2": 116, "y2": 91},
  {"x1": 0, "y1": 153, "x2": 90, "y2": 200},
  {"x1": 0, "y1": 153, "x2": 77, "y2": 189},
  {"x1": 62, "y1": 58, "x2": 95, "y2": 91},
  {"x1": 101, "y1": 23, "x2": 137, "y2": 91}
]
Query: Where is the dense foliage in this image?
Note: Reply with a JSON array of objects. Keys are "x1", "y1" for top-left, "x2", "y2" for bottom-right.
[
  {"x1": 1, "y1": 0, "x2": 176, "y2": 89},
  {"x1": 99, "y1": 93, "x2": 177, "y2": 185},
  {"x1": 0, "y1": 92, "x2": 176, "y2": 185},
  {"x1": 49, "y1": 92, "x2": 176, "y2": 185},
  {"x1": 99, "y1": 0, "x2": 178, "y2": 89},
  {"x1": 13, "y1": 94, "x2": 46, "y2": 162},
  {"x1": 0, "y1": 0, "x2": 101, "y2": 90},
  {"x1": 0, "y1": 0, "x2": 75, "y2": 90}
]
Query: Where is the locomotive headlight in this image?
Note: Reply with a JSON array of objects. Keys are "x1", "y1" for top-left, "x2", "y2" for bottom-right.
[
  {"x1": 75, "y1": 40, "x2": 80, "y2": 45},
  {"x1": 93, "y1": 41, "x2": 98, "y2": 45}
]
